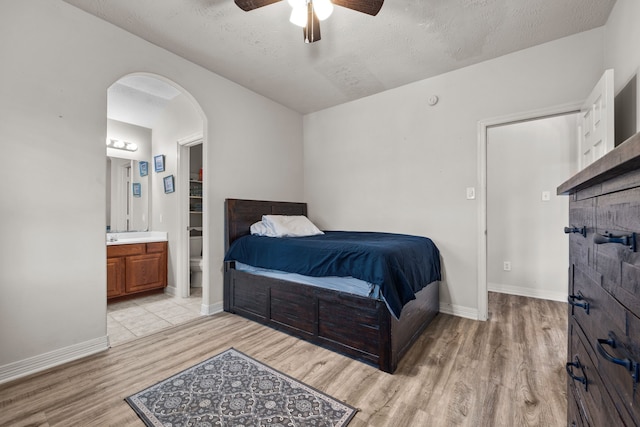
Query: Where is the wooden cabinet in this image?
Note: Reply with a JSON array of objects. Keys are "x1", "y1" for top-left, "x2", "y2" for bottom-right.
[
  {"x1": 106, "y1": 242, "x2": 167, "y2": 299},
  {"x1": 559, "y1": 132, "x2": 640, "y2": 426}
]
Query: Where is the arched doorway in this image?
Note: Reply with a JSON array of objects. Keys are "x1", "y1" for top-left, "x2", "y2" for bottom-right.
[{"x1": 105, "y1": 73, "x2": 208, "y2": 345}]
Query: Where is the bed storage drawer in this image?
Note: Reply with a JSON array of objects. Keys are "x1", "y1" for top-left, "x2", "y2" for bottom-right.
[
  {"x1": 271, "y1": 286, "x2": 316, "y2": 334},
  {"x1": 227, "y1": 267, "x2": 390, "y2": 368},
  {"x1": 230, "y1": 271, "x2": 269, "y2": 320},
  {"x1": 317, "y1": 296, "x2": 382, "y2": 357}
]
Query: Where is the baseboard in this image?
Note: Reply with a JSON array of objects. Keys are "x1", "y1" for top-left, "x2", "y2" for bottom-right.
[
  {"x1": 201, "y1": 301, "x2": 224, "y2": 316},
  {"x1": 439, "y1": 302, "x2": 479, "y2": 320},
  {"x1": 164, "y1": 286, "x2": 178, "y2": 297},
  {"x1": 488, "y1": 282, "x2": 567, "y2": 302},
  {"x1": 0, "y1": 335, "x2": 109, "y2": 385}
]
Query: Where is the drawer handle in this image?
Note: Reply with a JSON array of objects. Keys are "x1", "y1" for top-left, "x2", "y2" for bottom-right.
[
  {"x1": 566, "y1": 356, "x2": 588, "y2": 391},
  {"x1": 596, "y1": 332, "x2": 640, "y2": 390},
  {"x1": 564, "y1": 226, "x2": 587, "y2": 237},
  {"x1": 593, "y1": 231, "x2": 637, "y2": 252},
  {"x1": 567, "y1": 293, "x2": 589, "y2": 314}
]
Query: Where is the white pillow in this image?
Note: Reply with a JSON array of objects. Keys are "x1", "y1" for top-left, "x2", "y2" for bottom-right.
[
  {"x1": 250, "y1": 221, "x2": 273, "y2": 236},
  {"x1": 261, "y1": 215, "x2": 324, "y2": 237}
]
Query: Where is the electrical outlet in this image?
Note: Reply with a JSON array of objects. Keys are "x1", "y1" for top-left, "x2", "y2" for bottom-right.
[
  {"x1": 466, "y1": 187, "x2": 476, "y2": 200},
  {"x1": 503, "y1": 261, "x2": 511, "y2": 271}
]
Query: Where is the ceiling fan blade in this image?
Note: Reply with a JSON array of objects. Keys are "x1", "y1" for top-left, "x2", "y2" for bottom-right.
[
  {"x1": 303, "y1": 2, "x2": 321, "y2": 43},
  {"x1": 234, "y1": 0, "x2": 282, "y2": 12},
  {"x1": 332, "y1": 0, "x2": 384, "y2": 16}
]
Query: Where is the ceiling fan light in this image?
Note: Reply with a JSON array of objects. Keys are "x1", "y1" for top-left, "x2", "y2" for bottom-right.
[
  {"x1": 313, "y1": 0, "x2": 333, "y2": 21},
  {"x1": 289, "y1": 5, "x2": 307, "y2": 27}
]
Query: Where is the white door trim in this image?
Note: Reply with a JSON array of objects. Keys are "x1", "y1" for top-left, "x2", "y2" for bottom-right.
[{"x1": 477, "y1": 102, "x2": 581, "y2": 320}]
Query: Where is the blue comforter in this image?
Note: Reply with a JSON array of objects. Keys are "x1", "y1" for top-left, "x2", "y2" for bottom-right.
[{"x1": 224, "y1": 231, "x2": 441, "y2": 318}]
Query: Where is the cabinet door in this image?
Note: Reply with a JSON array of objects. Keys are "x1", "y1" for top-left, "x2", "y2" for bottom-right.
[
  {"x1": 125, "y1": 252, "x2": 166, "y2": 293},
  {"x1": 106, "y1": 257, "x2": 125, "y2": 298}
]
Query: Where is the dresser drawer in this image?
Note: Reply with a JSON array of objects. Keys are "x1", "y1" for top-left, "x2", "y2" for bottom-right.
[
  {"x1": 568, "y1": 197, "x2": 595, "y2": 269},
  {"x1": 568, "y1": 319, "x2": 624, "y2": 427},
  {"x1": 107, "y1": 243, "x2": 145, "y2": 258},
  {"x1": 571, "y1": 265, "x2": 640, "y2": 425},
  {"x1": 567, "y1": 383, "x2": 586, "y2": 427},
  {"x1": 594, "y1": 186, "x2": 640, "y2": 315}
]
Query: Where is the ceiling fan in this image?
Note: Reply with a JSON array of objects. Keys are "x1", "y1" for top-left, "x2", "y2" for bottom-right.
[{"x1": 234, "y1": 0, "x2": 384, "y2": 43}]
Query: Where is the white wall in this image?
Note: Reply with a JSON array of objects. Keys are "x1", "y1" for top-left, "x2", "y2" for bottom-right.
[
  {"x1": 0, "y1": 0, "x2": 302, "y2": 382},
  {"x1": 605, "y1": 0, "x2": 640, "y2": 134},
  {"x1": 487, "y1": 114, "x2": 576, "y2": 301},
  {"x1": 151, "y1": 93, "x2": 202, "y2": 295},
  {"x1": 304, "y1": 29, "x2": 605, "y2": 318}
]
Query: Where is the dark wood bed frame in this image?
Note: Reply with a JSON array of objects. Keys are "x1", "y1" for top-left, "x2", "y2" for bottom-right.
[{"x1": 223, "y1": 198, "x2": 439, "y2": 373}]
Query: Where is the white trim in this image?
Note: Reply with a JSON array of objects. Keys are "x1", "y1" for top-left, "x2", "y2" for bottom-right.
[
  {"x1": 477, "y1": 101, "x2": 581, "y2": 321},
  {"x1": 177, "y1": 143, "x2": 191, "y2": 298},
  {"x1": 488, "y1": 282, "x2": 568, "y2": 303},
  {"x1": 177, "y1": 132, "x2": 203, "y2": 147},
  {"x1": 439, "y1": 302, "x2": 479, "y2": 320},
  {"x1": 164, "y1": 285, "x2": 178, "y2": 297},
  {"x1": 201, "y1": 301, "x2": 224, "y2": 316},
  {"x1": 0, "y1": 336, "x2": 109, "y2": 385}
]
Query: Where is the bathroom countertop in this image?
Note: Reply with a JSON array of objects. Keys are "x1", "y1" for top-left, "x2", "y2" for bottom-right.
[{"x1": 106, "y1": 231, "x2": 168, "y2": 246}]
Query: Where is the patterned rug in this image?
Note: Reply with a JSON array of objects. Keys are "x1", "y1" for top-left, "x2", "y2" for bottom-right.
[{"x1": 125, "y1": 348, "x2": 357, "y2": 426}]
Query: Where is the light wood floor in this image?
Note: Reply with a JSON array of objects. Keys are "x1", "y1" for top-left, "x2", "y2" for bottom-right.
[{"x1": 0, "y1": 292, "x2": 567, "y2": 427}]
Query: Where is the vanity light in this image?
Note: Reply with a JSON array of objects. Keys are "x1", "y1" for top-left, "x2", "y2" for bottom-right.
[{"x1": 106, "y1": 138, "x2": 138, "y2": 152}]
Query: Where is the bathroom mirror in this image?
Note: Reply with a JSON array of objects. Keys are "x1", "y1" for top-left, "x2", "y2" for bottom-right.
[{"x1": 106, "y1": 156, "x2": 150, "y2": 232}]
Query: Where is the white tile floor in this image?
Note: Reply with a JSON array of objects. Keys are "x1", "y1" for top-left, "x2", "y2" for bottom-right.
[{"x1": 107, "y1": 288, "x2": 203, "y2": 346}]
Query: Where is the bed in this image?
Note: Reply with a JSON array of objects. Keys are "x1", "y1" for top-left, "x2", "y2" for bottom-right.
[{"x1": 223, "y1": 198, "x2": 441, "y2": 373}]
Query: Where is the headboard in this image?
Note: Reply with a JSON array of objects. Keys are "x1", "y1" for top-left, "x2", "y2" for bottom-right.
[{"x1": 224, "y1": 199, "x2": 307, "y2": 251}]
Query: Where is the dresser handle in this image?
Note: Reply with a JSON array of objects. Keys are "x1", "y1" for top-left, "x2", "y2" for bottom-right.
[
  {"x1": 593, "y1": 232, "x2": 637, "y2": 252},
  {"x1": 566, "y1": 356, "x2": 588, "y2": 391},
  {"x1": 597, "y1": 332, "x2": 640, "y2": 389},
  {"x1": 567, "y1": 293, "x2": 589, "y2": 314},
  {"x1": 564, "y1": 226, "x2": 587, "y2": 237}
]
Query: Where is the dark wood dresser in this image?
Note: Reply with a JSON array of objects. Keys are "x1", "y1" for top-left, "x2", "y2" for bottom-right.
[{"x1": 558, "y1": 132, "x2": 640, "y2": 426}]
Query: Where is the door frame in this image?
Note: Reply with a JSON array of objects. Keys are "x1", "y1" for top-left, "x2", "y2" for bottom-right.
[
  {"x1": 476, "y1": 102, "x2": 581, "y2": 320},
  {"x1": 177, "y1": 133, "x2": 204, "y2": 299}
]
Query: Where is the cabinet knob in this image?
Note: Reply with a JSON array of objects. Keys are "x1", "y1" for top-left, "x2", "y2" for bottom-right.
[
  {"x1": 567, "y1": 293, "x2": 590, "y2": 314},
  {"x1": 566, "y1": 356, "x2": 588, "y2": 391},
  {"x1": 564, "y1": 226, "x2": 587, "y2": 237}
]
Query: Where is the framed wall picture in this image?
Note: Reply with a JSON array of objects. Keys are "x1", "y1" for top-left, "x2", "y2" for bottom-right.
[
  {"x1": 139, "y1": 161, "x2": 148, "y2": 177},
  {"x1": 154, "y1": 154, "x2": 165, "y2": 173},
  {"x1": 132, "y1": 182, "x2": 141, "y2": 197},
  {"x1": 163, "y1": 175, "x2": 175, "y2": 194}
]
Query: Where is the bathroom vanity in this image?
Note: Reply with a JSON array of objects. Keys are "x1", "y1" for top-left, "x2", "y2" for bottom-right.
[{"x1": 106, "y1": 232, "x2": 168, "y2": 299}]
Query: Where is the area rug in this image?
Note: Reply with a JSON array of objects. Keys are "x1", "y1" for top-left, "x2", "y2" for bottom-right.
[{"x1": 125, "y1": 348, "x2": 357, "y2": 427}]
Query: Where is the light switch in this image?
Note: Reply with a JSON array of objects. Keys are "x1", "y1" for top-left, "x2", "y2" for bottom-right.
[
  {"x1": 541, "y1": 191, "x2": 551, "y2": 201},
  {"x1": 466, "y1": 187, "x2": 476, "y2": 200}
]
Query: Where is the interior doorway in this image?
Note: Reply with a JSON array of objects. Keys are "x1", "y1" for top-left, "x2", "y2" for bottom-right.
[
  {"x1": 486, "y1": 113, "x2": 578, "y2": 302},
  {"x1": 177, "y1": 136, "x2": 205, "y2": 299},
  {"x1": 477, "y1": 103, "x2": 581, "y2": 320},
  {"x1": 106, "y1": 73, "x2": 208, "y2": 344}
]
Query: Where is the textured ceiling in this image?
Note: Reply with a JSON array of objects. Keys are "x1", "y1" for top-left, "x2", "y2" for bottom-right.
[{"x1": 64, "y1": 0, "x2": 616, "y2": 114}]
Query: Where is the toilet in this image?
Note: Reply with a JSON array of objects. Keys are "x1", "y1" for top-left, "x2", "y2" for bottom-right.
[{"x1": 189, "y1": 236, "x2": 204, "y2": 287}]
